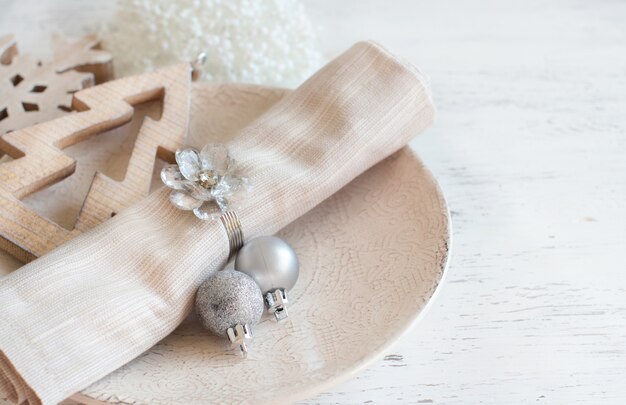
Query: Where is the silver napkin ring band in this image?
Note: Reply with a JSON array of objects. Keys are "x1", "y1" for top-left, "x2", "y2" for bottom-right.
[{"x1": 220, "y1": 211, "x2": 243, "y2": 260}]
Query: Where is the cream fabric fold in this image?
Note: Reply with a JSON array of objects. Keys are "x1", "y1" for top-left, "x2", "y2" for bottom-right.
[{"x1": 0, "y1": 41, "x2": 435, "y2": 404}]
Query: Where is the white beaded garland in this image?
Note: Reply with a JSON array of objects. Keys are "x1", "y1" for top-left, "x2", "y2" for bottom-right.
[{"x1": 102, "y1": 0, "x2": 323, "y2": 87}]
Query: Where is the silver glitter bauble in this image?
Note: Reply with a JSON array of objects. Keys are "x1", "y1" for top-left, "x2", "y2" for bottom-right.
[
  {"x1": 195, "y1": 270, "x2": 264, "y2": 357},
  {"x1": 234, "y1": 236, "x2": 299, "y2": 321}
]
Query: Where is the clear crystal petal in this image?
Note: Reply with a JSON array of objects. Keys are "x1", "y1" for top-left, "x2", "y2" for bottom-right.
[
  {"x1": 200, "y1": 144, "x2": 230, "y2": 172},
  {"x1": 161, "y1": 165, "x2": 187, "y2": 189},
  {"x1": 183, "y1": 181, "x2": 212, "y2": 201},
  {"x1": 224, "y1": 158, "x2": 237, "y2": 175},
  {"x1": 228, "y1": 177, "x2": 251, "y2": 210},
  {"x1": 175, "y1": 148, "x2": 201, "y2": 181},
  {"x1": 193, "y1": 200, "x2": 223, "y2": 221},
  {"x1": 169, "y1": 190, "x2": 203, "y2": 210},
  {"x1": 212, "y1": 175, "x2": 251, "y2": 211},
  {"x1": 214, "y1": 195, "x2": 229, "y2": 212}
]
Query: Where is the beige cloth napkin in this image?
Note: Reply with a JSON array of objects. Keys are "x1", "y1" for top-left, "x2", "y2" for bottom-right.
[{"x1": 0, "y1": 41, "x2": 434, "y2": 405}]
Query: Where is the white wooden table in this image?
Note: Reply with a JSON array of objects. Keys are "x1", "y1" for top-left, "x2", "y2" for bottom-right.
[{"x1": 1, "y1": 0, "x2": 625, "y2": 403}]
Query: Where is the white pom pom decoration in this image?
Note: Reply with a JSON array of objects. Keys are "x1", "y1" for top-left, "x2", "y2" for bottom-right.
[{"x1": 102, "y1": 0, "x2": 323, "y2": 87}]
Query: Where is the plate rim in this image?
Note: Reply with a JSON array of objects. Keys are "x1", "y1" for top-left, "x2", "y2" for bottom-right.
[
  {"x1": 67, "y1": 84, "x2": 451, "y2": 405},
  {"x1": 270, "y1": 149, "x2": 452, "y2": 405}
]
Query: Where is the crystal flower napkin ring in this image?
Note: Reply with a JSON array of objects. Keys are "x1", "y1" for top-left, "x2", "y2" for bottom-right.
[
  {"x1": 161, "y1": 144, "x2": 250, "y2": 221},
  {"x1": 161, "y1": 145, "x2": 300, "y2": 358}
]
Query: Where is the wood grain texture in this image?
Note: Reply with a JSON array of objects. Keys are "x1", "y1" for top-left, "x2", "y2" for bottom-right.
[
  {"x1": 0, "y1": 63, "x2": 190, "y2": 262},
  {"x1": 0, "y1": 0, "x2": 625, "y2": 403},
  {"x1": 301, "y1": 1, "x2": 626, "y2": 404},
  {"x1": 0, "y1": 34, "x2": 113, "y2": 136}
]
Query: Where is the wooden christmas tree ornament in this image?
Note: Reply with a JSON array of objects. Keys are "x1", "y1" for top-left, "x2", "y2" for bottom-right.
[
  {"x1": 0, "y1": 63, "x2": 192, "y2": 262},
  {"x1": 0, "y1": 34, "x2": 113, "y2": 136}
]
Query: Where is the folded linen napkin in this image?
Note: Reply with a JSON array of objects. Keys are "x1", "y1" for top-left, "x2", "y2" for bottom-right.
[{"x1": 0, "y1": 41, "x2": 435, "y2": 404}]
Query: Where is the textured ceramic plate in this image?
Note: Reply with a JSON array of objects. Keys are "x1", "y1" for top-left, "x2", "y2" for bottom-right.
[{"x1": 0, "y1": 84, "x2": 450, "y2": 405}]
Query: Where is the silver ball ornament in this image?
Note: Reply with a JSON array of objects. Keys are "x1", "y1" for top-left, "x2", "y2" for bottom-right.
[
  {"x1": 234, "y1": 236, "x2": 299, "y2": 321},
  {"x1": 195, "y1": 270, "x2": 264, "y2": 357}
]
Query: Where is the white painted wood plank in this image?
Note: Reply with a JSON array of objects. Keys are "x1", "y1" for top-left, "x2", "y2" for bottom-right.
[{"x1": 301, "y1": 1, "x2": 626, "y2": 403}]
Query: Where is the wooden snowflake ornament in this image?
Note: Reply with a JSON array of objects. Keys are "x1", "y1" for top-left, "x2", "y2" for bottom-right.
[{"x1": 0, "y1": 34, "x2": 113, "y2": 135}]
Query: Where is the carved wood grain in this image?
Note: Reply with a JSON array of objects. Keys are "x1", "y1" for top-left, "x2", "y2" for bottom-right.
[
  {"x1": 0, "y1": 63, "x2": 191, "y2": 262},
  {"x1": 0, "y1": 34, "x2": 113, "y2": 136}
]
